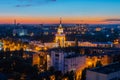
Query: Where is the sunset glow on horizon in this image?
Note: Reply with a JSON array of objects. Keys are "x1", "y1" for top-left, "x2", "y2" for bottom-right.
[
  {"x1": 0, "y1": 17, "x2": 119, "y2": 24},
  {"x1": 0, "y1": 0, "x2": 120, "y2": 24}
]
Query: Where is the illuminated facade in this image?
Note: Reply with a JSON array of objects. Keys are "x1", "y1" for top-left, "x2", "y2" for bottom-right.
[
  {"x1": 2, "y1": 39, "x2": 28, "y2": 51},
  {"x1": 114, "y1": 38, "x2": 120, "y2": 48},
  {"x1": 86, "y1": 55, "x2": 111, "y2": 67},
  {"x1": 55, "y1": 18, "x2": 65, "y2": 47},
  {"x1": 86, "y1": 63, "x2": 120, "y2": 80},
  {"x1": 32, "y1": 51, "x2": 47, "y2": 71},
  {"x1": 48, "y1": 48, "x2": 114, "y2": 80}
]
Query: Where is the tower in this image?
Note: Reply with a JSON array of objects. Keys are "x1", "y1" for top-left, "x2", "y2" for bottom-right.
[
  {"x1": 13, "y1": 19, "x2": 17, "y2": 36},
  {"x1": 14, "y1": 19, "x2": 16, "y2": 26},
  {"x1": 55, "y1": 18, "x2": 65, "y2": 47}
]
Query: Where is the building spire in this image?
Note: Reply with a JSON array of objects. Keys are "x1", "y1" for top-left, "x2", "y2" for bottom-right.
[
  {"x1": 14, "y1": 19, "x2": 16, "y2": 26},
  {"x1": 60, "y1": 17, "x2": 62, "y2": 24},
  {"x1": 59, "y1": 17, "x2": 62, "y2": 28}
]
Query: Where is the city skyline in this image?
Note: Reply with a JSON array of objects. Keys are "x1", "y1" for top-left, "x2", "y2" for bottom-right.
[{"x1": 0, "y1": 0, "x2": 120, "y2": 24}]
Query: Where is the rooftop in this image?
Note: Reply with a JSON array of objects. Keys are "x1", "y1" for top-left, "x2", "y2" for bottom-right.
[
  {"x1": 48, "y1": 46, "x2": 120, "y2": 52},
  {"x1": 65, "y1": 53, "x2": 83, "y2": 59},
  {"x1": 89, "y1": 62, "x2": 120, "y2": 74},
  {"x1": 48, "y1": 47, "x2": 120, "y2": 56}
]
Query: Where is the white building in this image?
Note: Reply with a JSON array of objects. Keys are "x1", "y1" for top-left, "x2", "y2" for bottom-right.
[
  {"x1": 65, "y1": 41, "x2": 76, "y2": 47},
  {"x1": 50, "y1": 51, "x2": 64, "y2": 72},
  {"x1": 30, "y1": 41, "x2": 59, "y2": 50},
  {"x1": 78, "y1": 42, "x2": 97, "y2": 47},
  {"x1": 65, "y1": 41, "x2": 113, "y2": 48},
  {"x1": 44, "y1": 43, "x2": 59, "y2": 48},
  {"x1": 13, "y1": 29, "x2": 28, "y2": 36},
  {"x1": 92, "y1": 42, "x2": 113, "y2": 48},
  {"x1": 64, "y1": 53, "x2": 86, "y2": 73},
  {"x1": 86, "y1": 62, "x2": 120, "y2": 80},
  {"x1": 48, "y1": 50, "x2": 86, "y2": 74}
]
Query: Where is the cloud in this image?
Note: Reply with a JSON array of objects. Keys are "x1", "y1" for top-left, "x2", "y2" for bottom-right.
[
  {"x1": 15, "y1": 0, "x2": 56, "y2": 7},
  {"x1": 104, "y1": 19, "x2": 120, "y2": 22},
  {"x1": 15, "y1": 4, "x2": 32, "y2": 7}
]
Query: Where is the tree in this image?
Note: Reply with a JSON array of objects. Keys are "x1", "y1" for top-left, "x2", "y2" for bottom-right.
[
  {"x1": 48, "y1": 66, "x2": 55, "y2": 74},
  {"x1": 65, "y1": 71, "x2": 75, "y2": 80},
  {"x1": 81, "y1": 68, "x2": 87, "y2": 80},
  {"x1": 95, "y1": 61, "x2": 102, "y2": 67},
  {"x1": 69, "y1": 71, "x2": 75, "y2": 80},
  {"x1": 55, "y1": 71, "x2": 63, "y2": 80}
]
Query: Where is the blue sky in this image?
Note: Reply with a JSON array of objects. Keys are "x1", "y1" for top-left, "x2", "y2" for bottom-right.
[{"x1": 0, "y1": 0, "x2": 120, "y2": 24}]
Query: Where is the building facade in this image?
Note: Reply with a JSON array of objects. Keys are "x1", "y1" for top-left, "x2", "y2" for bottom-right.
[
  {"x1": 55, "y1": 18, "x2": 66, "y2": 47},
  {"x1": 50, "y1": 51, "x2": 64, "y2": 72},
  {"x1": 86, "y1": 62, "x2": 120, "y2": 80}
]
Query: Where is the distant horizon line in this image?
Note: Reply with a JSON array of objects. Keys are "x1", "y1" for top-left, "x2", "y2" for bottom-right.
[{"x1": 0, "y1": 23, "x2": 120, "y2": 25}]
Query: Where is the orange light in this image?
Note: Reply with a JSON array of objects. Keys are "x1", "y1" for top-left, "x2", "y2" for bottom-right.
[{"x1": 87, "y1": 61, "x2": 92, "y2": 66}]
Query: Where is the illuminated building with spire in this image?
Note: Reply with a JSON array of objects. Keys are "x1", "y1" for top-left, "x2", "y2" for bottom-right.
[{"x1": 55, "y1": 18, "x2": 66, "y2": 47}]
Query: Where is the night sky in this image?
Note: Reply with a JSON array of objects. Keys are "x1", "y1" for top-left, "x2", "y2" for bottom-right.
[{"x1": 0, "y1": 0, "x2": 120, "y2": 24}]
